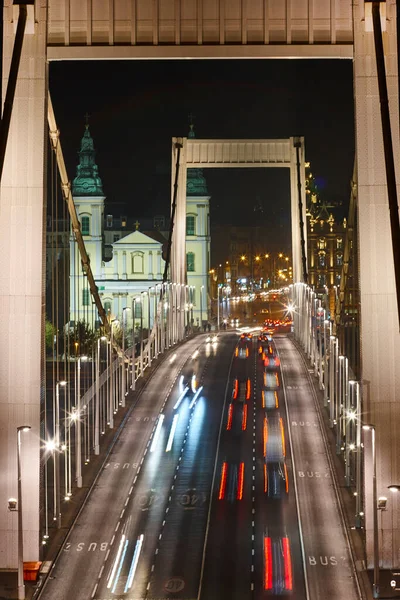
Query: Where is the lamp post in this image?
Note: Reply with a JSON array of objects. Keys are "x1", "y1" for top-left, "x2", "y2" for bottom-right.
[
  {"x1": 76, "y1": 355, "x2": 88, "y2": 488},
  {"x1": 15, "y1": 425, "x2": 31, "y2": 600},
  {"x1": 109, "y1": 319, "x2": 119, "y2": 427},
  {"x1": 55, "y1": 381, "x2": 67, "y2": 528},
  {"x1": 200, "y1": 285, "x2": 204, "y2": 329},
  {"x1": 95, "y1": 337, "x2": 106, "y2": 454},
  {"x1": 121, "y1": 307, "x2": 131, "y2": 407},
  {"x1": 353, "y1": 382, "x2": 362, "y2": 528},
  {"x1": 363, "y1": 424, "x2": 379, "y2": 599}
]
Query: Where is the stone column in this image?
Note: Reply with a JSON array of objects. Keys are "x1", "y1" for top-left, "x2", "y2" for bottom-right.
[
  {"x1": 113, "y1": 251, "x2": 119, "y2": 279},
  {"x1": 157, "y1": 250, "x2": 162, "y2": 278},
  {"x1": 148, "y1": 250, "x2": 153, "y2": 279},
  {"x1": 122, "y1": 251, "x2": 127, "y2": 279}
]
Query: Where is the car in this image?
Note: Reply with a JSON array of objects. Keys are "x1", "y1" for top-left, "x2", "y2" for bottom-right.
[{"x1": 264, "y1": 461, "x2": 288, "y2": 498}]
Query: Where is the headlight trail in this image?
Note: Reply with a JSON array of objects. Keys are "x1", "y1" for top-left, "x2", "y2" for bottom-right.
[
  {"x1": 124, "y1": 534, "x2": 144, "y2": 593},
  {"x1": 150, "y1": 414, "x2": 165, "y2": 453},
  {"x1": 189, "y1": 385, "x2": 203, "y2": 409},
  {"x1": 165, "y1": 414, "x2": 180, "y2": 452},
  {"x1": 173, "y1": 386, "x2": 189, "y2": 410},
  {"x1": 107, "y1": 534, "x2": 126, "y2": 590}
]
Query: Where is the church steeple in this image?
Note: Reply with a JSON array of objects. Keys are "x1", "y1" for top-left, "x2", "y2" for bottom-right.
[
  {"x1": 186, "y1": 116, "x2": 208, "y2": 197},
  {"x1": 72, "y1": 121, "x2": 104, "y2": 197}
]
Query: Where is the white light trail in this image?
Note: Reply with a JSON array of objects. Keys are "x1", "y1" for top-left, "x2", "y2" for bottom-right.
[
  {"x1": 189, "y1": 386, "x2": 203, "y2": 409},
  {"x1": 150, "y1": 414, "x2": 165, "y2": 452},
  {"x1": 169, "y1": 353, "x2": 177, "y2": 364},
  {"x1": 192, "y1": 350, "x2": 199, "y2": 359},
  {"x1": 179, "y1": 375, "x2": 184, "y2": 393},
  {"x1": 173, "y1": 386, "x2": 189, "y2": 410},
  {"x1": 107, "y1": 534, "x2": 126, "y2": 589},
  {"x1": 124, "y1": 534, "x2": 144, "y2": 593},
  {"x1": 111, "y1": 537, "x2": 129, "y2": 593},
  {"x1": 166, "y1": 414, "x2": 180, "y2": 452}
]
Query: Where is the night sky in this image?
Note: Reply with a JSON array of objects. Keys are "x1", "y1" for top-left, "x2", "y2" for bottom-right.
[{"x1": 50, "y1": 58, "x2": 354, "y2": 244}]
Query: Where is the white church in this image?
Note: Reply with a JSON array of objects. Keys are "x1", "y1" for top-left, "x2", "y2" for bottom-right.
[{"x1": 69, "y1": 123, "x2": 211, "y2": 333}]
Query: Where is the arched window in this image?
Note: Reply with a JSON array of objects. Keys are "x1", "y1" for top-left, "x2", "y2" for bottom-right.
[
  {"x1": 81, "y1": 215, "x2": 90, "y2": 235},
  {"x1": 104, "y1": 300, "x2": 112, "y2": 316},
  {"x1": 318, "y1": 238, "x2": 326, "y2": 250},
  {"x1": 186, "y1": 215, "x2": 196, "y2": 236},
  {"x1": 318, "y1": 251, "x2": 326, "y2": 267},
  {"x1": 336, "y1": 253, "x2": 343, "y2": 267},
  {"x1": 317, "y1": 274, "x2": 326, "y2": 287},
  {"x1": 186, "y1": 252, "x2": 195, "y2": 272},
  {"x1": 336, "y1": 238, "x2": 343, "y2": 250},
  {"x1": 335, "y1": 274, "x2": 341, "y2": 286},
  {"x1": 132, "y1": 252, "x2": 144, "y2": 274}
]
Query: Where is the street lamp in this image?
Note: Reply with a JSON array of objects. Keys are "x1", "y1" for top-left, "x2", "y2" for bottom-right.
[
  {"x1": 55, "y1": 381, "x2": 67, "y2": 528},
  {"x1": 121, "y1": 307, "x2": 131, "y2": 407},
  {"x1": 76, "y1": 355, "x2": 88, "y2": 488},
  {"x1": 363, "y1": 424, "x2": 379, "y2": 599},
  {"x1": 388, "y1": 485, "x2": 400, "y2": 492},
  {"x1": 95, "y1": 336, "x2": 107, "y2": 455},
  {"x1": 14, "y1": 425, "x2": 31, "y2": 600}
]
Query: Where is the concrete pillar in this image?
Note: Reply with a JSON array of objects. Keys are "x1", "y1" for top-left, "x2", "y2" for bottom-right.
[
  {"x1": 353, "y1": 0, "x2": 400, "y2": 568},
  {"x1": 0, "y1": 4, "x2": 47, "y2": 565},
  {"x1": 171, "y1": 137, "x2": 187, "y2": 284}
]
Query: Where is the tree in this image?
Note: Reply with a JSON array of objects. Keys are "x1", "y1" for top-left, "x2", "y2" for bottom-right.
[
  {"x1": 62, "y1": 320, "x2": 97, "y2": 357},
  {"x1": 45, "y1": 319, "x2": 56, "y2": 356}
]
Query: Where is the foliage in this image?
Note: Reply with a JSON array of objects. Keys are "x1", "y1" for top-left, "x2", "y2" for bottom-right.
[
  {"x1": 45, "y1": 319, "x2": 56, "y2": 356},
  {"x1": 62, "y1": 320, "x2": 97, "y2": 357}
]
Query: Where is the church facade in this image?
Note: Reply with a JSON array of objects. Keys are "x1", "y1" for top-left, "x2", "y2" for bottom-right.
[{"x1": 69, "y1": 124, "x2": 210, "y2": 332}]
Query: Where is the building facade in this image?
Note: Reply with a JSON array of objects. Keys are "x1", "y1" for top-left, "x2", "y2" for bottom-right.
[{"x1": 68, "y1": 123, "x2": 210, "y2": 332}]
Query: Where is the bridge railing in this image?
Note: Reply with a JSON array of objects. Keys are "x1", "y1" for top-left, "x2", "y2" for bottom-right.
[{"x1": 291, "y1": 282, "x2": 363, "y2": 527}]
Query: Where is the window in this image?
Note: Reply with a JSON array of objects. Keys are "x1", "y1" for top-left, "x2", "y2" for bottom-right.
[
  {"x1": 81, "y1": 215, "x2": 90, "y2": 235},
  {"x1": 154, "y1": 215, "x2": 165, "y2": 229},
  {"x1": 318, "y1": 238, "x2": 326, "y2": 250},
  {"x1": 134, "y1": 300, "x2": 142, "y2": 319},
  {"x1": 104, "y1": 301, "x2": 112, "y2": 316},
  {"x1": 132, "y1": 252, "x2": 144, "y2": 274},
  {"x1": 186, "y1": 215, "x2": 196, "y2": 236},
  {"x1": 336, "y1": 253, "x2": 343, "y2": 267},
  {"x1": 336, "y1": 274, "x2": 341, "y2": 286},
  {"x1": 82, "y1": 289, "x2": 90, "y2": 306},
  {"x1": 337, "y1": 238, "x2": 343, "y2": 250},
  {"x1": 318, "y1": 252, "x2": 326, "y2": 267},
  {"x1": 121, "y1": 216, "x2": 127, "y2": 228},
  {"x1": 113, "y1": 235, "x2": 120, "y2": 243},
  {"x1": 106, "y1": 215, "x2": 113, "y2": 228},
  {"x1": 187, "y1": 252, "x2": 195, "y2": 272},
  {"x1": 317, "y1": 274, "x2": 326, "y2": 287}
]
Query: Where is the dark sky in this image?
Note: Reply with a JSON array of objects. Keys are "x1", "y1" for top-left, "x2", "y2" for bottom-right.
[{"x1": 50, "y1": 59, "x2": 354, "y2": 238}]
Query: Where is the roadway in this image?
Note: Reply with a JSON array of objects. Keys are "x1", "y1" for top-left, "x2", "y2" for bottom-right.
[{"x1": 37, "y1": 321, "x2": 362, "y2": 600}]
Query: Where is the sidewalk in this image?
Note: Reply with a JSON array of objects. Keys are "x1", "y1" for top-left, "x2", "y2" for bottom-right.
[
  {"x1": 0, "y1": 341, "x2": 178, "y2": 600},
  {"x1": 301, "y1": 340, "x2": 400, "y2": 600}
]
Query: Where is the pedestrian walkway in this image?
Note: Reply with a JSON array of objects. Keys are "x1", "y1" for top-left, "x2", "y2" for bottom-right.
[
  {"x1": 288, "y1": 334, "x2": 400, "y2": 600},
  {"x1": 0, "y1": 341, "x2": 179, "y2": 600}
]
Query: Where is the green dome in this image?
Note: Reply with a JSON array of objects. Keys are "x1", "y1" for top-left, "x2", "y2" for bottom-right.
[{"x1": 72, "y1": 125, "x2": 104, "y2": 197}]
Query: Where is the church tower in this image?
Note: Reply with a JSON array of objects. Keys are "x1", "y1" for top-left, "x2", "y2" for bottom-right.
[
  {"x1": 69, "y1": 122, "x2": 105, "y2": 327},
  {"x1": 186, "y1": 123, "x2": 211, "y2": 327}
]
